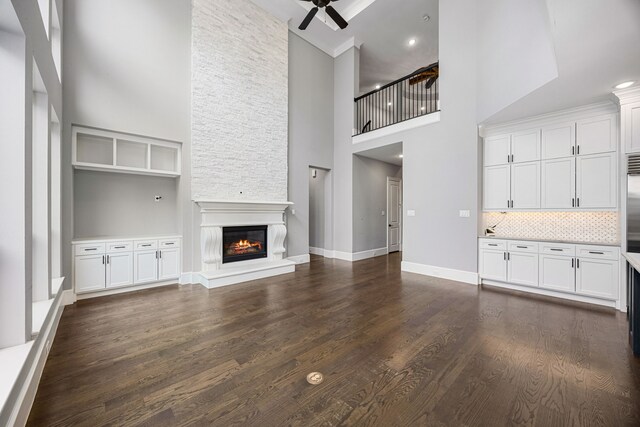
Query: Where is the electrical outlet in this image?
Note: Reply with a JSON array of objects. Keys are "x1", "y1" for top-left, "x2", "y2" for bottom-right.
[
  {"x1": 291, "y1": 209, "x2": 296, "y2": 215},
  {"x1": 407, "y1": 210, "x2": 416, "y2": 217},
  {"x1": 381, "y1": 210, "x2": 385, "y2": 216},
  {"x1": 459, "y1": 210, "x2": 470, "y2": 218}
]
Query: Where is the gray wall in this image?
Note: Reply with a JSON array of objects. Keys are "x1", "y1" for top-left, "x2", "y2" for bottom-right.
[
  {"x1": 287, "y1": 32, "x2": 334, "y2": 257},
  {"x1": 353, "y1": 156, "x2": 402, "y2": 252},
  {"x1": 74, "y1": 170, "x2": 178, "y2": 238},
  {"x1": 63, "y1": 0, "x2": 192, "y2": 281}
]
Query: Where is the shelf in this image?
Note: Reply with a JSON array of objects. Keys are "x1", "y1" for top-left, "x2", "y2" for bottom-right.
[{"x1": 72, "y1": 126, "x2": 181, "y2": 178}]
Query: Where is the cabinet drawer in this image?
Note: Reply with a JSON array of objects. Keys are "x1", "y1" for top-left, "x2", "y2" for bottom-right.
[
  {"x1": 576, "y1": 245, "x2": 619, "y2": 260},
  {"x1": 135, "y1": 240, "x2": 158, "y2": 251},
  {"x1": 74, "y1": 243, "x2": 106, "y2": 256},
  {"x1": 159, "y1": 238, "x2": 180, "y2": 248},
  {"x1": 540, "y1": 243, "x2": 575, "y2": 256},
  {"x1": 107, "y1": 241, "x2": 133, "y2": 253},
  {"x1": 508, "y1": 241, "x2": 538, "y2": 253},
  {"x1": 479, "y1": 239, "x2": 506, "y2": 250}
]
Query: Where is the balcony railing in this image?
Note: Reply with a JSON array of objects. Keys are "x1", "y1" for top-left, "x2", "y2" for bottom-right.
[{"x1": 354, "y1": 62, "x2": 439, "y2": 136}]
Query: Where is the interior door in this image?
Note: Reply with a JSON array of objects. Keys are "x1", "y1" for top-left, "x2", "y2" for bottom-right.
[
  {"x1": 387, "y1": 177, "x2": 401, "y2": 253},
  {"x1": 106, "y1": 252, "x2": 133, "y2": 288},
  {"x1": 541, "y1": 158, "x2": 576, "y2": 209}
]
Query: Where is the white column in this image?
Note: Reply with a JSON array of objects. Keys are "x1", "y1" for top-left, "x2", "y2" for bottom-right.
[
  {"x1": 270, "y1": 224, "x2": 287, "y2": 260},
  {"x1": 201, "y1": 226, "x2": 222, "y2": 272}
]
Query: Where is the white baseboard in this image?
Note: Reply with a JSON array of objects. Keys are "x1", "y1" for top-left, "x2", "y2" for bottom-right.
[
  {"x1": 179, "y1": 272, "x2": 193, "y2": 285},
  {"x1": 312, "y1": 247, "x2": 388, "y2": 262},
  {"x1": 75, "y1": 281, "x2": 177, "y2": 300},
  {"x1": 61, "y1": 289, "x2": 76, "y2": 306},
  {"x1": 401, "y1": 261, "x2": 479, "y2": 285},
  {"x1": 3, "y1": 291, "x2": 66, "y2": 426},
  {"x1": 287, "y1": 254, "x2": 310, "y2": 264}
]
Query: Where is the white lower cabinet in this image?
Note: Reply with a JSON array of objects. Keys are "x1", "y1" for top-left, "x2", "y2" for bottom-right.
[
  {"x1": 479, "y1": 239, "x2": 620, "y2": 306},
  {"x1": 73, "y1": 236, "x2": 181, "y2": 295}
]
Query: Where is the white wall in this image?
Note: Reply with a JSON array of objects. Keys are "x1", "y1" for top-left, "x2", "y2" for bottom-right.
[
  {"x1": 63, "y1": 0, "x2": 192, "y2": 279},
  {"x1": 476, "y1": 0, "x2": 557, "y2": 123},
  {"x1": 353, "y1": 156, "x2": 402, "y2": 252},
  {"x1": 287, "y1": 32, "x2": 334, "y2": 257},
  {"x1": 191, "y1": 0, "x2": 288, "y2": 202},
  {"x1": 73, "y1": 170, "x2": 179, "y2": 238}
]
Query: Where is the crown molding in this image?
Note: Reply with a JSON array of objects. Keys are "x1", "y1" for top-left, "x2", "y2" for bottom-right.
[{"x1": 613, "y1": 86, "x2": 640, "y2": 105}]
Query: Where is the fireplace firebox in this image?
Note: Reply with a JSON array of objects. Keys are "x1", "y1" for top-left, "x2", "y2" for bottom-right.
[{"x1": 222, "y1": 225, "x2": 268, "y2": 264}]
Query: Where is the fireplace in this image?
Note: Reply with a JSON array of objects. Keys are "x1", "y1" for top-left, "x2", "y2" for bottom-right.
[{"x1": 222, "y1": 225, "x2": 268, "y2": 264}]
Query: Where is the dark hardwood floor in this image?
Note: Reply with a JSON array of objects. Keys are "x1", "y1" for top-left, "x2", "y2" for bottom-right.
[{"x1": 28, "y1": 254, "x2": 640, "y2": 426}]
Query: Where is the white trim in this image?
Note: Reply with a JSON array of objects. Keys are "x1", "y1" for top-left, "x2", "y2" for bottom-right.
[
  {"x1": 333, "y1": 37, "x2": 362, "y2": 57},
  {"x1": 401, "y1": 261, "x2": 479, "y2": 285},
  {"x1": 311, "y1": 247, "x2": 388, "y2": 261},
  {"x1": 613, "y1": 86, "x2": 640, "y2": 105},
  {"x1": 352, "y1": 112, "x2": 441, "y2": 144},
  {"x1": 179, "y1": 272, "x2": 193, "y2": 285},
  {"x1": 197, "y1": 260, "x2": 296, "y2": 289},
  {"x1": 479, "y1": 101, "x2": 618, "y2": 137},
  {"x1": 309, "y1": 247, "x2": 325, "y2": 256},
  {"x1": 481, "y1": 280, "x2": 617, "y2": 309},
  {"x1": 2, "y1": 292, "x2": 65, "y2": 426},
  {"x1": 288, "y1": 254, "x2": 310, "y2": 264},
  {"x1": 61, "y1": 289, "x2": 76, "y2": 306},
  {"x1": 352, "y1": 247, "x2": 388, "y2": 261},
  {"x1": 75, "y1": 280, "x2": 177, "y2": 300}
]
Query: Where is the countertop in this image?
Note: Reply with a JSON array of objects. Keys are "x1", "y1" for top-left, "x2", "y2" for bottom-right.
[
  {"x1": 72, "y1": 235, "x2": 181, "y2": 244},
  {"x1": 622, "y1": 252, "x2": 640, "y2": 272},
  {"x1": 478, "y1": 235, "x2": 620, "y2": 247}
]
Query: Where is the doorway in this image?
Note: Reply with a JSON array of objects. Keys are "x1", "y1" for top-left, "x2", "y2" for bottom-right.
[
  {"x1": 309, "y1": 167, "x2": 332, "y2": 257},
  {"x1": 387, "y1": 177, "x2": 402, "y2": 253}
]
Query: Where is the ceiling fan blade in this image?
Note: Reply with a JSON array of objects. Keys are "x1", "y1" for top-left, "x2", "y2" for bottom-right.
[
  {"x1": 325, "y1": 5, "x2": 348, "y2": 29},
  {"x1": 299, "y1": 7, "x2": 319, "y2": 30}
]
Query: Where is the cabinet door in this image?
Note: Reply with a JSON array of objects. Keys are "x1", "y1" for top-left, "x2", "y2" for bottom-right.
[
  {"x1": 479, "y1": 249, "x2": 507, "y2": 281},
  {"x1": 507, "y1": 252, "x2": 539, "y2": 287},
  {"x1": 106, "y1": 252, "x2": 133, "y2": 288},
  {"x1": 624, "y1": 102, "x2": 640, "y2": 154},
  {"x1": 576, "y1": 152, "x2": 617, "y2": 209},
  {"x1": 483, "y1": 165, "x2": 510, "y2": 210},
  {"x1": 75, "y1": 254, "x2": 106, "y2": 293},
  {"x1": 158, "y1": 248, "x2": 180, "y2": 281},
  {"x1": 541, "y1": 158, "x2": 575, "y2": 209},
  {"x1": 484, "y1": 135, "x2": 511, "y2": 166},
  {"x1": 576, "y1": 115, "x2": 616, "y2": 155},
  {"x1": 576, "y1": 258, "x2": 619, "y2": 300},
  {"x1": 134, "y1": 249, "x2": 158, "y2": 284},
  {"x1": 511, "y1": 161, "x2": 540, "y2": 209},
  {"x1": 542, "y1": 122, "x2": 575, "y2": 160},
  {"x1": 539, "y1": 255, "x2": 575, "y2": 292},
  {"x1": 511, "y1": 129, "x2": 540, "y2": 163}
]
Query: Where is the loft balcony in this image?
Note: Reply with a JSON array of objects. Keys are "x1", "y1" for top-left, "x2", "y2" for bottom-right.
[{"x1": 354, "y1": 62, "x2": 440, "y2": 140}]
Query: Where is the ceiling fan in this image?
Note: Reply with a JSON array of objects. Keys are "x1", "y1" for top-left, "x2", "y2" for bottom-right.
[{"x1": 298, "y1": 0, "x2": 348, "y2": 30}]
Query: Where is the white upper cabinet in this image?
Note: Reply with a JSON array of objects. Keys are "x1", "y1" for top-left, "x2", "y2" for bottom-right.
[
  {"x1": 576, "y1": 114, "x2": 616, "y2": 155},
  {"x1": 511, "y1": 161, "x2": 540, "y2": 209},
  {"x1": 483, "y1": 165, "x2": 511, "y2": 210},
  {"x1": 484, "y1": 134, "x2": 511, "y2": 166},
  {"x1": 624, "y1": 101, "x2": 640, "y2": 153},
  {"x1": 576, "y1": 153, "x2": 617, "y2": 209},
  {"x1": 511, "y1": 129, "x2": 541, "y2": 163},
  {"x1": 542, "y1": 122, "x2": 575, "y2": 160},
  {"x1": 541, "y1": 158, "x2": 575, "y2": 209}
]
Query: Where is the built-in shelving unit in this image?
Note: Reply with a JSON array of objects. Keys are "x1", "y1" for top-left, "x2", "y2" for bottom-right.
[{"x1": 72, "y1": 126, "x2": 182, "y2": 177}]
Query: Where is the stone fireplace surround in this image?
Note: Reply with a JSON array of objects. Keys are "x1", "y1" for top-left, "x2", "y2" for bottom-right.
[{"x1": 193, "y1": 200, "x2": 296, "y2": 288}]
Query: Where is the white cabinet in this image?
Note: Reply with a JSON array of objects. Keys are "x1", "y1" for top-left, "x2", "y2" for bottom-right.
[
  {"x1": 539, "y1": 255, "x2": 575, "y2": 292},
  {"x1": 480, "y1": 249, "x2": 507, "y2": 281},
  {"x1": 484, "y1": 135, "x2": 511, "y2": 166},
  {"x1": 507, "y1": 251, "x2": 538, "y2": 287},
  {"x1": 511, "y1": 129, "x2": 541, "y2": 163},
  {"x1": 576, "y1": 258, "x2": 619, "y2": 300},
  {"x1": 541, "y1": 158, "x2": 575, "y2": 209},
  {"x1": 576, "y1": 115, "x2": 616, "y2": 155},
  {"x1": 159, "y1": 248, "x2": 181, "y2": 281},
  {"x1": 75, "y1": 254, "x2": 106, "y2": 293},
  {"x1": 73, "y1": 235, "x2": 181, "y2": 295},
  {"x1": 134, "y1": 250, "x2": 159, "y2": 284},
  {"x1": 576, "y1": 153, "x2": 617, "y2": 209},
  {"x1": 511, "y1": 162, "x2": 540, "y2": 209},
  {"x1": 542, "y1": 122, "x2": 575, "y2": 160},
  {"x1": 106, "y1": 252, "x2": 133, "y2": 288},
  {"x1": 623, "y1": 101, "x2": 640, "y2": 153},
  {"x1": 483, "y1": 165, "x2": 511, "y2": 210}
]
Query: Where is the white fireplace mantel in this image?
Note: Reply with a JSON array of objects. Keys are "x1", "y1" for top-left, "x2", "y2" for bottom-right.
[{"x1": 193, "y1": 199, "x2": 295, "y2": 289}]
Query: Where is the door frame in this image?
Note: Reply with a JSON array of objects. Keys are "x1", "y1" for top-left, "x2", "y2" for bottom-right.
[{"x1": 386, "y1": 177, "x2": 402, "y2": 253}]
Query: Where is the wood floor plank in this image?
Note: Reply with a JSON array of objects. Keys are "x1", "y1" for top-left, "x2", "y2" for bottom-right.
[{"x1": 27, "y1": 254, "x2": 640, "y2": 426}]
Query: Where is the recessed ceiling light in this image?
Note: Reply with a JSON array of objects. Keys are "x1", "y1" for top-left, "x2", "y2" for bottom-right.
[
  {"x1": 615, "y1": 81, "x2": 635, "y2": 89},
  {"x1": 421, "y1": 106, "x2": 426, "y2": 111},
  {"x1": 375, "y1": 84, "x2": 381, "y2": 89},
  {"x1": 387, "y1": 102, "x2": 392, "y2": 106},
  {"x1": 398, "y1": 154, "x2": 403, "y2": 158},
  {"x1": 409, "y1": 39, "x2": 416, "y2": 46}
]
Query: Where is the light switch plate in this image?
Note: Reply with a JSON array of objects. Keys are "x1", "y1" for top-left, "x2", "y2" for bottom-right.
[
  {"x1": 459, "y1": 210, "x2": 470, "y2": 218},
  {"x1": 407, "y1": 210, "x2": 416, "y2": 217},
  {"x1": 381, "y1": 210, "x2": 385, "y2": 216}
]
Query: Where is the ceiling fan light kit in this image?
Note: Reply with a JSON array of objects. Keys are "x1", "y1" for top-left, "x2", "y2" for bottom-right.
[{"x1": 299, "y1": 0, "x2": 348, "y2": 30}]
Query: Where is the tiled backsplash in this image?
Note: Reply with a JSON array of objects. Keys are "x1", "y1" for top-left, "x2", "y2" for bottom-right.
[{"x1": 482, "y1": 212, "x2": 619, "y2": 244}]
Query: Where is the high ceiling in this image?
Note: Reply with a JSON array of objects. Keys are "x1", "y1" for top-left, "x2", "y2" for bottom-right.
[
  {"x1": 249, "y1": 0, "x2": 439, "y2": 95},
  {"x1": 356, "y1": 142, "x2": 403, "y2": 166},
  {"x1": 485, "y1": 0, "x2": 640, "y2": 124}
]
